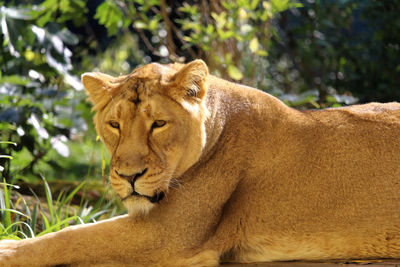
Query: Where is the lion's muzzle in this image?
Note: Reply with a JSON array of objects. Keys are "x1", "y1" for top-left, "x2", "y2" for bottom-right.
[
  {"x1": 115, "y1": 168, "x2": 148, "y2": 184},
  {"x1": 116, "y1": 167, "x2": 165, "y2": 203},
  {"x1": 130, "y1": 189, "x2": 165, "y2": 203}
]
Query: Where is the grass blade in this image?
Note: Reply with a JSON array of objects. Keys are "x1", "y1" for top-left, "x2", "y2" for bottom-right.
[
  {"x1": 57, "y1": 181, "x2": 85, "y2": 215},
  {"x1": 3, "y1": 221, "x2": 34, "y2": 239},
  {"x1": 0, "y1": 209, "x2": 30, "y2": 219},
  {"x1": 41, "y1": 211, "x2": 50, "y2": 231},
  {"x1": 31, "y1": 203, "x2": 38, "y2": 234},
  {"x1": 2, "y1": 179, "x2": 12, "y2": 232},
  {"x1": 36, "y1": 215, "x2": 79, "y2": 237},
  {"x1": 41, "y1": 175, "x2": 54, "y2": 225}
]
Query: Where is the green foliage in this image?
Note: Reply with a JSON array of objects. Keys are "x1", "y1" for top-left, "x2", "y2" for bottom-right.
[
  {"x1": 91, "y1": 0, "x2": 399, "y2": 107},
  {"x1": 0, "y1": 142, "x2": 16, "y2": 175},
  {"x1": 0, "y1": 178, "x2": 120, "y2": 240},
  {"x1": 267, "y1": 0, "x2": 400, "y2": 105},
  {"x1": 95, "y1": 0, "x2": 127, "y2": 36},
  {"x1": 0, "y1": 2, "x2": 90, "y2": 181},
  {"x1": 34, "y1": 0, "x2": 87, "y2": 27},
  {"x1": 93, "y1": 0, "x2": 301, "y2": 82}
]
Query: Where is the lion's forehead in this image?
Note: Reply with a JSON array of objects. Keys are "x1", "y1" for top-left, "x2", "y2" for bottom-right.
[
  {"x1": 103, "y1": 63, "x2": 180, "y2": 119},
  {"x1": 110, "y1": 79, "x2": 156, "y2": 111},
  {"x1": 107, "y1": 90, "x2": 171, "y2": 121},
  {"x1": 110, "y1": 62, "x2": 180, "y2": 101},
  {"x1": 129, "y1": 62, "x2": 177, "y2": 81}
]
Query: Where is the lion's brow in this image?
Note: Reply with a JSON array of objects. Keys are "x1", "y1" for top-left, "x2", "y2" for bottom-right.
[
  {"x1": 129, "y1": 94, "x2": 140, "y2": 105},
  {"x1": 122, "y1": 79, "x2": 140, "y2": 104}
]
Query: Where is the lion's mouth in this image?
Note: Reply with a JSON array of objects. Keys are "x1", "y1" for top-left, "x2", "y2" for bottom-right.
[{"x1": 123, "y1": 190, "x2": 165, "y2": 203}]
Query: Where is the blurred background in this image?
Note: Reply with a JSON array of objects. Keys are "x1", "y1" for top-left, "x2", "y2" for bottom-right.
[{"x1": 0, "y1": 0, "x2": 399, "y2": 199}]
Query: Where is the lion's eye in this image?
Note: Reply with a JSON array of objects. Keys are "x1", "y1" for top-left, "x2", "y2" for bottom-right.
[
  {"x1": 152, "y1": 120, "x2": 166, "y2": 129},
  {"x1": 109, "y1": 121, "x2": 120, "y2": 129}
]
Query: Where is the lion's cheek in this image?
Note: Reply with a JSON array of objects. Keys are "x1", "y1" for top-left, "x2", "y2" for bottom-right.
[
  {"x1": 171, "y1": 125, "x2": 206, "y2": 176},
  {"x1": 99, "y1": 128, "x2": 119, "y2": 155}
]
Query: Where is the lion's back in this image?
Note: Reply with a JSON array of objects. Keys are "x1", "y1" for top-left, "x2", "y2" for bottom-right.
[
  {"x1": 302, "y1": 102, "x2": 400, "y2": 128},
  {"x1": 343, "y1": 101, "x2": 400, "y2": 119}
]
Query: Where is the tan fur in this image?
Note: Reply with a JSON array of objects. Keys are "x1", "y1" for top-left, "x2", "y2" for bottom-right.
[{"x1": 1, "y1": 60, "x2": 400, "y2": 266}]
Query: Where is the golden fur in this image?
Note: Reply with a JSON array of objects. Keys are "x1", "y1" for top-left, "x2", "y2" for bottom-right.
[{"x1": 1, "y1": 60, "x2": 400, "y2": 266}]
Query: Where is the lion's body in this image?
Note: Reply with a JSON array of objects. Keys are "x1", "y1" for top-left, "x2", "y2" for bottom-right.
[
  {"x1": 204, "y1": 76, "x2": 400, "y2": 262},
  {"x1": 1, "y1": 60, "x2": 400, "y2": 266}
]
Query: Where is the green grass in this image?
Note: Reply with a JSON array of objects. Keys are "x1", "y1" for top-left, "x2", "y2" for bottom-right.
[
  {"x1": 1, "y1": 139, "x2": 121, "y2": 240},
  {"x1": 0, "y1": 177, "x2": 122, "y2": 240}
]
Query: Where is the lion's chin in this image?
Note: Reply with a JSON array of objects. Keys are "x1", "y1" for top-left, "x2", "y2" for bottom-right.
[{"x1": 123, "y1": 197, "x2": 155, "y2": 217}]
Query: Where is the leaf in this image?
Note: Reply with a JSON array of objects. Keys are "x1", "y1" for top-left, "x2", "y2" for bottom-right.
[
  {"x1": 36, "y1": 10, "x2": 52, "y2": 27},
  {"x1": 217, "y1": 29, "x2": 234, "y2": 40},
  {"x1": 240, "y1": 24, "x2": 252, "y2": 34},
  {"x1": 134, "y1": 21, "x2": 147, "y2": 29},
  {"x1": 211, "y1": 11, "x2": 227, "y2": 28},
  {"x1": 0, "y1": 75, "x2": 29, "y2": 85},
  {"x1": 0, "y1": 141, "x2": 17, "y2": 146},
  {"x1": 250, "y1": 0, "x2": 260, "y2": 10},
  {"x1": 224, "y1": 53, "x2": 233, "y2": 64},
  {"x1": 3, "y1": 7, "x2": 33, "y2": 20},
  {"x1": 178, "y1": 3, "x2": 198, "y2": 16},
  {"x1": 249, "y1": 37, "x2": 259, "y2": 53},
  {"x1": 206, "y1": 24, "x2": 214, "y2": 34},
  {"x1": 257, "y1": 50, "x2": 268, "y2": 56},
  {"x1": 228, "y1": 65, "x2": 244, "y2": 80},
  {"x1": 271, "y1": 0, "x2": 288, "y2": 13},
  {"x1": 94, "y1": 0, "x2": 123, "y2": 36},
  {"x1": 271, "y1": 0, "x2": 302, "y2": 13},
  {"x1": 183, "y1": 36, "x2": 193, "y2": 42},
  {"x1": 57, "y1": 29, "x2": 78, "y2": 45},
  {"x1": 148, "y1": 18, "x2": 159, "y2": 32}
]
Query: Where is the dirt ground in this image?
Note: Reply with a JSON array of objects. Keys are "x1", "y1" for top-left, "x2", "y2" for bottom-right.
[{"x1": 223, "y1": 260, "x2": 400, "y2": 267}]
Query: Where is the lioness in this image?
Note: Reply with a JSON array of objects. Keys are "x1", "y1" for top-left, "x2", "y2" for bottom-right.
[{"x1": 1, "y1": 60, "x2": 400, "y2": 266}]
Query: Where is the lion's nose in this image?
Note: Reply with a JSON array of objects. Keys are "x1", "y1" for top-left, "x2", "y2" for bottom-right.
[{"x1": 115, "y1": 168, "x2": 148, "y2": 188}]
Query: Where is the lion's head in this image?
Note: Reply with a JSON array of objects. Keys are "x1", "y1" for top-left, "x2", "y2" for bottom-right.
[{"x1": 81, "y1": 60, "x2": 209, "y2": 216}]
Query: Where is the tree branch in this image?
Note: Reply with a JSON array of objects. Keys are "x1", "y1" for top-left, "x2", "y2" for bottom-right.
[
  {"x1": 116, "y1": 1, "x2": 157, "y2": 56},
  {"x1": 160, "y1": 0, "x2": 177, "y2": 58}
]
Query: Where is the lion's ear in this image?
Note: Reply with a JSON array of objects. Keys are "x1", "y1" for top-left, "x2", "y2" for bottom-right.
[
  {"x1": 81, "y1": 72, "x2": 114, "y2": 110},
  {"x1": 167, "y1": 59, "x2": 208, "y2": 101}
]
